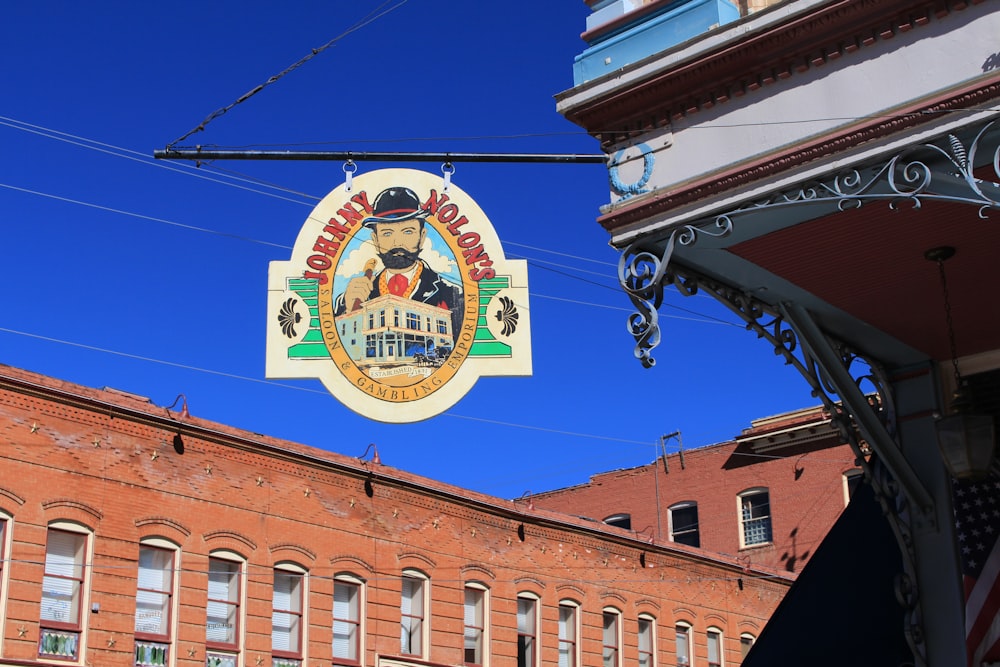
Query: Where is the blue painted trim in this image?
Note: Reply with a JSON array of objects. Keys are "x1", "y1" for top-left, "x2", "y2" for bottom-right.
[{"x1": 573, "y1": 0, "x2": 740, "y2": 85}]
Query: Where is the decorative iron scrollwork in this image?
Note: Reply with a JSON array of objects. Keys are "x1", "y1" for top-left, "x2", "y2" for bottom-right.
[
  {"x1": 620, "y1": 121, "x2": 999, "y2": 369},
  {"x1": 741, "y1": 120, "x2": 1000, "y2": 217},
  {"x1": 629, "y1": 261, "x2": 925, "y2": 662},
  {"x1": 619, "y1": 218, "x2": 734, "y2": 367}
]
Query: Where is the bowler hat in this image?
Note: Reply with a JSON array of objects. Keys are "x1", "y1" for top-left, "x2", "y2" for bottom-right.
[{"x1": 362, "y1": 187, "x2": 429, "y2": 227}]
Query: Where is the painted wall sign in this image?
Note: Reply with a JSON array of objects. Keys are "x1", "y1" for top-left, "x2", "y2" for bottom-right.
[{"x1": 266, "y1": 168, "x2": 532, "y2": 423}]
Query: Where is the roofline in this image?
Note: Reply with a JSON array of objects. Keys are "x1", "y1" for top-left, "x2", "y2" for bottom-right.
[{"x1": 0, "y1": 364, "x2": 791, "y2": 581}]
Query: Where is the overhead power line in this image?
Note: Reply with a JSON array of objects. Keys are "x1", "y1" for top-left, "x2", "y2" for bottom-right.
[
  {"x1": 0, "y1": 326, "x2": 655, "y2": 450},
  {"x1": 166, "y1": 0, "x2": 413, "y2": 149},
  {"x1": 0, "y1": 178, "x2": 734, "y2": 326}
]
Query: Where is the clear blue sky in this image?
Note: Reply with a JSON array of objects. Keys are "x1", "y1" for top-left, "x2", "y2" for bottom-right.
[{"x1": 0, "y1": 1, "x2": 818, "y2": 500}]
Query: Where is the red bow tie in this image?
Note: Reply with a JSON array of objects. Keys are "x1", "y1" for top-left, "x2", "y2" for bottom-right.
[{"x1": 388, "y1": 273, "x2": 409, "y2": 296}]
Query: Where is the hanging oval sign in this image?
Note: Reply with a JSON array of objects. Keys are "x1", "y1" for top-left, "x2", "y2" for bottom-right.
[{"x1": 266, "y1": 168, "x2": 532, "y2": 423}]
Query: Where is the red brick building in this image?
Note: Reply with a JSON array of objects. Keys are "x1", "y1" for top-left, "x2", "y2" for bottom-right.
[
  {"x1": 530, "y1": 407, "x2": 862, "y2": 574},
  {"x1": 0, "y1": 364, "x2": 789, "y2": 667}
]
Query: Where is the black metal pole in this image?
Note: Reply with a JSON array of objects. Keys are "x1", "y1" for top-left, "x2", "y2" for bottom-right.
[{"x1": 153, "y1": 148, "x2": 607, "y2": 164}]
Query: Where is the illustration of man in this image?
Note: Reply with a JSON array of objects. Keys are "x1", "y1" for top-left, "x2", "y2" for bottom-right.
[{"x1": 334, "y1": 186, "x2": 462, "y2": 342}]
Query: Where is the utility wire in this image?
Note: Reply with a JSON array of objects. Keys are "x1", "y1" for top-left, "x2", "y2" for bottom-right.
[
  {"x1": 0, "y1": 180, "x2": 736, "y2": 325},
  {"x1": 3, "y1": 113, "x2": 726, "y2": 316},
  {"x1": 0, "y1": 183, "x2": 292, "y2": 250},
  {"x1": 526, "y1": 261, "x2": 739, "y2": 327},
  {"x1": 0, "y1": 556, "x2": 781, "y2": 584},
  {"x1": 503, "y1": 240, "x2": 617, "y2": 267},
  {"x1": 173, "y1": 106, "x2": 1000, "y2": 150},
  {"x1": 0, "y1": 116, "x2": 316, "y2": 206},
  {"x1": 0, "y1": 326, "x2": 655, "y2": 450},
  {"x1": 166, "y1": 0, "x2": 410, "y2": 149},
  {"x1": 1, "y1": 324, "x2": 838, "y2": 468}
]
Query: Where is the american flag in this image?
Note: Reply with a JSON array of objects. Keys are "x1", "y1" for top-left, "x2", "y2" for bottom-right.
[{"x1": 954, "y1": 473, "x2": 1000, "y2": 666}]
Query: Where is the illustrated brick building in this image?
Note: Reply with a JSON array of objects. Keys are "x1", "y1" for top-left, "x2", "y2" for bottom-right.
[
  {"x1": 0, "y1": 364, "x2": 789, "y2": 667},
  {"x1": 530, "y1": 407, "x2": 862, "y2": 574}
]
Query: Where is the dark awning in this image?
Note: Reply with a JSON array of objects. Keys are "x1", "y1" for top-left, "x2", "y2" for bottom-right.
[{"x1": 742, "y1": 480, "x2": 913, "y2": 666}]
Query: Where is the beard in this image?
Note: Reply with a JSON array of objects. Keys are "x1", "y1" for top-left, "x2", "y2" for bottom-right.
[{"x1": 378, "y1": 247, "x2": 420, "y2": 270}]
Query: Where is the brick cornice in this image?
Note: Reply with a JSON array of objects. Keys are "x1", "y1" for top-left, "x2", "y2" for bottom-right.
[
  {"x1": 598, "y1": 79, "x2": 1000, "y2": 235},
  {"x1": 563, "y1": 0, "x2": 984, "y2": 148}
]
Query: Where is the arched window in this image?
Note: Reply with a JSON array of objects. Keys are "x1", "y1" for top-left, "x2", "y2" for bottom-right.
[
  {"x1": 738, "y1": 488, "x2": 772, "y2": 547},
  {"x1": 602, "y1": 607, "x2": 622, "y2": 667},
  {"x1": 517, "y1": 593, "x2": 539, "y2": 667},
  {"x1": 603, "y1": 513, "x2": 632, "y2": 530},
  {"x1": 739, "y1": 633, "x2": 755, "y2": 660},
  {"x1": 638, "y1": 614, "x2": 656, "y2": 667},
  {"x1": 400, "y1": 569, "x2": 429, "y2": 658},
  {"x1": 0, "y1": 512, "x2": 12, "y2": 656},
  {"x1": 557, "y1": 600, "x2": 579, "y2": 667},
  {"x1": 464, "y1": 582, "x2": 489, "y2": 666},
  {"x1": 206, "y1": 550, "x2": 245, "y2": 667},
  {"x1": 706, "y1": 627, "x2": 724, "y2": 667},
  {"x1": 668, "y1": 502, "x2": 700, "y2": 547},
  {"x1": 272, "y1": 562, "x2": 306, "y2": 665},
  {"x1": 333, "y1": 574, "x2": 365, "y2": 666},
  {"x1": 674, "y1": 622, "x2": 692, "y2": 667},
  {"x1": 843, "y1": 469, "x2": 864, "y2": 505},
  {"x1": 39, "y1": 522, "x2": 92, "y2": 661},
  {"x1": 135, "y1": 538, "x2": 179, "y2": 666}
]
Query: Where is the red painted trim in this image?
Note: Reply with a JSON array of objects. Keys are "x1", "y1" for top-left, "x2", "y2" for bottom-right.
[{"x1": 597, "y1": 79, "x2": 1000, "y2": 234}]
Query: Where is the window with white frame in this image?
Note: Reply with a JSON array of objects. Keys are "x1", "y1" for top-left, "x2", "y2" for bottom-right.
[
  {"x1": 333, "y1": 576, "x2": 362, "y2": 666},
  {"x1": 272, "y1": 565, "x2": 305, "y2": 667},
  {"x1": 206, "y1": 554, "x2": 243, "y2": 667},
  {"x1": 0, "y1": 517, "x2": 5, "y2": 585},
  {"x1": 739, "y1": 633, "x2": 755, "y2": 660},
  {"x1": 400, "y1": 571, "x2": 428, "y2": 657},
  {"x1": 843, "y1": 469, "x2": 864, "y2": 505},
  {"x1": 738, "y1": 489, "x2": 773, "y2": 547},
  {"x1": 39, "y1": 526, "x2": 89, "y2": 661},
  {"x1": 0, "y1": 517, "x2": 7, "y2": 629},
  {"x1": 668, "y1": 502, "x2": 700, "y2": 548},
  {"x1": 706, "y1": 628, "x2": 723, "y2": 667},
  {"x1": 135, "y1": 542, "x2": 177, "y2": 667},
  {"x1": 602, "y1": 608, "x2": 621, "y2": 667},
  {"x1": 557, "y1": 602, "x2": 578, "y2": 667},
  {"x1": 638, "y1": 615, "x2": 655, "y2": 667},
  {"x1": 674, "y1": 623, "x2": 692, "y2": 667},
  {"x1": 516, "y1": 594, "x2": 537, "y2": 667},
  {"x1": 464, "y1": 584, "x2": 487, "y2": 666}
]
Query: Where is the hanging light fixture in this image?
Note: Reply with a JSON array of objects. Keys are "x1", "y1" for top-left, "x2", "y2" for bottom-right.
[{"x1": 926, "y1": 246, "x2": 996, "y2": 479}]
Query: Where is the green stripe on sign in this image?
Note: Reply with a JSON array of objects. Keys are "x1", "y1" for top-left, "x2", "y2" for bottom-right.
[
  {"x1": 478, "y1": 277, "x2": 510, "y2": 289},
  {"x1": 467, "y1": 275, "x2": 514, "y2": 357},
  {"x1": 285, "y1": 278, "x2": 324, "y2": 360},
  {"x1": 470, "y1": 341, "x2": 511, "y2": 356},
  {"x1": 287, "y1": 343, "x2": 329, "y2": 359}
]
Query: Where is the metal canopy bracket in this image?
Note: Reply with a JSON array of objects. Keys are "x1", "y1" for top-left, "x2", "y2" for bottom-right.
[
  {"x1": 618, "y1": 119, "x2": 1000, "y2": 372},
  {"x1": 779, "y1": 302, "x2": 934, "y2": 519},
  {"x1": 620, "y1": 254, "x2": 931, "y2": 662},
  {"x1": 612, "y1": 119, "x2": 1000, "y2": 667}
]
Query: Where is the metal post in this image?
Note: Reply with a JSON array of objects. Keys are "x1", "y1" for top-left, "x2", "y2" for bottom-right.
[{"x1": 153, "y1": 149, "x2": 607, "y2": 164}]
